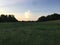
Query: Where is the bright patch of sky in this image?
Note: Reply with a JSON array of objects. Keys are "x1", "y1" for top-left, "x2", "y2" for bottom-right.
[{"x1": 0, "y1": 0, "x2": 60, "y2": 21}]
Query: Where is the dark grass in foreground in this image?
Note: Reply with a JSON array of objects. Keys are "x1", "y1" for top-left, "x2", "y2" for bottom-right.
[{"x1": 0, "y1": 20, "x2": 60, "y2": 45}]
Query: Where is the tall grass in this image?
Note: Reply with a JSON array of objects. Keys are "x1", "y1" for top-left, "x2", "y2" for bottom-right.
[{"x1": 0, "y1": 21, "x2": 60, "y2": 45}]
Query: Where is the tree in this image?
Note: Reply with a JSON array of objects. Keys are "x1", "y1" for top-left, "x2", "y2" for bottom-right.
[
  {"x1": 37, "y1": 13, "x2": 60, "y2": 22},
  {"x1": 37, "y1": 16, "x2": 47, "y2": 22},
  {"x1": 0, "y1": 14, "x2": 18, "y2": 22}
]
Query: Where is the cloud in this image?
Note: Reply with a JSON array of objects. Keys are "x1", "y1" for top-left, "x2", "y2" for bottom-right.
[
  {"x1": 24, "y1": 10, "x2": 31, "y2": 19},
  {"x1": 0, "y1": 0, "x2": 28, "y2": 6}
]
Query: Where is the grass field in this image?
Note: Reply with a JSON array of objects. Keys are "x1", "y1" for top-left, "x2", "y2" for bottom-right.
[{"x1": 0, "y1": 20, "x2": 60, "y2": 45}]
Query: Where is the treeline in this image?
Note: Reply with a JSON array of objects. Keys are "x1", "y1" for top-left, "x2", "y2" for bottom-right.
[
  {"x1": 37, "y1": 13, "x2": 60, "y2": 22},
  {"x1": 0, "y1": 14, "x2": 18, "y2": 22},
  {"x1": 0, "y1": 13, "x2": 60, "y2": 22}
]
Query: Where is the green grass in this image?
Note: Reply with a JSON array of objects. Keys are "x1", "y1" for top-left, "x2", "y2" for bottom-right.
[{"x1": 0, "y1": 20, "x2": 60, "y2": 45}]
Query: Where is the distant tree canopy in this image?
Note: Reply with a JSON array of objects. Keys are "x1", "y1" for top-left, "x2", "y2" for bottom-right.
[
  {"x1": 0, "y1": 13, "x2": 60, "y2": 22},
  {"x1": 37, "y1": 13, "x2": 60, "y2": 22},
  {"x1": 0, "y1": 14, "x2": 18, "y2": 22}
]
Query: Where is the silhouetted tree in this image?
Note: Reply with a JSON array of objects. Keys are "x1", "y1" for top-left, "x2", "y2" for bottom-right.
[
  {"x1": 0, "y1": 14, "x2": 18, "y2": 22},
  {"x1": 37, "y1": 16, "x2": 47, "y2": 22},
  {"x1": 37, "y1": 13, "x2": 60, "y2": 22}
]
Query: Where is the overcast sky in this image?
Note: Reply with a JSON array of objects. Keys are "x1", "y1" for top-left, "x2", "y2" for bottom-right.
[{"x1": 0, "y1": 0, "x2": 60, "y2": 21}]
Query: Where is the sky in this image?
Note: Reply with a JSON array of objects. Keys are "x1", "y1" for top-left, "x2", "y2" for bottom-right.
[{"x1": 0, "y1": 0, "x2": 60, "y2": 21}]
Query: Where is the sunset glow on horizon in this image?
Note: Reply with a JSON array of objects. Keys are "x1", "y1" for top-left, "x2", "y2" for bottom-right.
[{"x1": 0, "y1": 0, "x2": 60, "y2": 21}]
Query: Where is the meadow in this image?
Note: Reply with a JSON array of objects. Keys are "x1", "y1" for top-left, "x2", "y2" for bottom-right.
[{"x1": 0, "y1": 20, "x2": 60, "y2": 45}]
